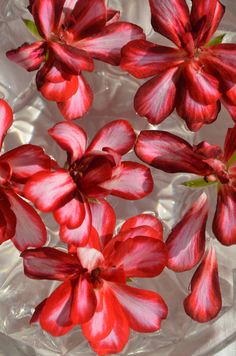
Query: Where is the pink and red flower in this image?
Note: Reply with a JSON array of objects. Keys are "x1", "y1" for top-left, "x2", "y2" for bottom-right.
[
  {"x1": 0, "y1": 99, "x2": 51, "y2": 251},
  {"x1": 21, "y1": 212, "x2": 167, "y2": 355},
  {"x1": 121, "y1": 0, "x2": 236, "y2": 131},
  {"x1": 24, "y1": 120, "x2": 153, "y2": 247},
  {"x1": 6, "y1": 0, "x2": 145, "y2": 120}
]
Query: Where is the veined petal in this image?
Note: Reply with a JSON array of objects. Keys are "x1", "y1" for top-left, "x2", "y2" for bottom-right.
[
  {"x1": 0, "y1": 99, "x2": 13, "y2": 150},
  {"x1": 110, "y1": 283, "x2": 168, "y2": 332},
  {"x1": 57, "y1": 74, "x2": 93, "y2": 120},
  {"x1": 21, "y1": 247, "x2": 79, "y2": 280},
  {"x1": 48, "y1": 121, "x2": 87, "y2": 163},
  {"x1": 106, "y1": 8, "x2": 120, "y2": 25},
  {"x1": 120, "y1": 214, "x2": 163, "y2": 239},
  {"x1": 134, "y1": 67, "x2": 178, "y2": 125},
  {"x1": 166, "y1": 193, "x2": 208, "y2": 272},
  {"x1": 135, "y1": 130, "x2": 210, "y2": 175},
  {"x1": 76, "y1": 22, "x2": 145, "y2": 65},
  {"x1": 54, "y1": 193, "x2": 85, "y2": 228},
  {"x1": 87, "y1": 120, "x2": 136, "y2": 155},
  {"x1": 24, "y1": 169, "x2": 76, "y2": 212},
  {"x1": 100, "y1": 161, "x2": 153, "y2": 200},
  {"x1": 149, "y1": 0, "x2": 190, "y2": 47},
  {"x1": 224, "y1": 125, "x2": 236, "y2": 162},
  {"x1": 121, "y1": 40, "x2": 185, "y2": 78},
  {"x1": 184, "y1": 247, "x2": 222, "y2": 323},
  {"x1": 38, "y1": 74, "x2": 78, "y2": 102},
  {"x1": 6, "y1": 42, "x2": 46, "y2": 72}
]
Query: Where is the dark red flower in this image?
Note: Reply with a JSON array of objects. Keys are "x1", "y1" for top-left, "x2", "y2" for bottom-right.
[{"x1": 121, "y1": 0, "x2": 236, "y2": 131}]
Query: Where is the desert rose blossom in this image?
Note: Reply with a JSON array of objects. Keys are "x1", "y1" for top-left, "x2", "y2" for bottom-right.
[
  {"x1": 21, "y1": 212, "x2": 167, "y2": 355},
  {"x1": 121, "y1": 0, "x2": 236, "y2": 131},
  {"x1": 6, "y1": 0, "x2": 145, "y2": 120},
  {"x1": 24, "y1": 120, "x2": 153, "y2": 247},
  {"x1": 0, "y1": 99, "x2": 52, "y2": 251},
  {"x1": 135, "y1": 126, "x2": 236, "y2": 246}
]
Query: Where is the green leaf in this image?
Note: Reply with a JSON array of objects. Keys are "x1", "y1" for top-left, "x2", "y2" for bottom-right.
[
  {"x1": 206, "y1": 34, "x2": 226, "y2": 47},
  {"x1": 227, "y1": 152, "x2": 236, "y2": 168},
  {"x1": 23, "y1": 19, "x2": 42, "y2": 39},
  {"x1": 181, "y1": 178, "x2": 217, "y2": 188}
]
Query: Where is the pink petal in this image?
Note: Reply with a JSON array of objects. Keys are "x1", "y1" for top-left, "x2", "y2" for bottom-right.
[
  {"x1": 54, "y1": 193, "x2": 85, "y2": 228},
  {"x1": 121, "y1": 40, "x2": 185, "y2": 78},
  {"x1": 106, "y1": 8, "x2": 120, "y2": 25},
  {"x1": 134, "y1": 67, "x2": 178, "y2": 125},
  {"x1": 110, "y1": 283, "x2": 168, "y2": 332},
  {"x1": 39, "y1": 60, "x2": 72, "y2": 83},
  {"x1": 135, "y1": 130, "x2": 210, "y2": 175},
  {"x1": 118, "y1": 226, "x2": 163, "y2": 242},
  {"x1": 87, "y1": 120, "x2": 135, "y2": 155},
  {"x1": 38, "y1": 74, "x2": 78, "y2": 102},
  {"x1": 0, "y1": 99, "x2": 13, "y2": 150},
  {"x1": 166, "y1": 193, "x2": 208, "y2": 272},
  {"x1": 39, "y1": 279, "x2": 74, "y2": 336},
  {"x1": 224, "y1": 125, "x2": 236, "y2": 162},
  {"x1": 6, "y1": 190, "x2": 47, "y2": 251},
  {"x1": 6, "y1": 42, "x2": 46, "y2": 72},
  {"x1": 77, "y1": 22, "x2": 145, "y2": 65},
  {"x1": 24, "y1": 169, "x2": 76, "y2": 212},
  {"x1": 213, "y1": 184, "x2": 236, "y2": 245},
  {"x1": 70, "y1": 275, "x2": 97, "y2": 324},
  {"x1": 48, "y1": 121, "x2": 87, "y2": 163},
  {"x1": 120, "y1": 214, "x2": 163, "y2": 239},
  {"x1": 21, "y1": 247, "x2": 79, "y2": 280},
  {"x1": 57, "y1": 74, "x2": 93, "y2": 120},
  {"x1": 77, "y1": 247, "x2": 104, "y2": 271},
  {"x1": 89, "y1": 199, "x2": 116, "y2": 248},
  {"x1": 0, "y1": 144, "x2": 51, "y2": 183},
  {"x1": 149, "y1": 0, "x2": 190, "y2": 47},
  {"x1": 100, "y1": 161, "x2": 153, "y2": 200},
  {"x1": 184, "y1": 247, "x2": 222, "y2": 323}
]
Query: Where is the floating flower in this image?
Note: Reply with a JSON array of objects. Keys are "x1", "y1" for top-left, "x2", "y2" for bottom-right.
[
  {"x1": 121, "y1": 0, "x2": 236, "y2": 131},
  {"x1": 0, "y1": 99, "x2": 51, "y2": 250},
  {"x1": 6, "y1": 0, "x2": 145, "y2": 120},
  {"x1": 24, "y1": 120, "x2": 153, "y2": 247},
  {"x1": 21, "y1": 212, "x2": 167, "y2": 355}
]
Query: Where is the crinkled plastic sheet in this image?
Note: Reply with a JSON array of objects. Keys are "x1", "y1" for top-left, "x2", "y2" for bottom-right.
[{"x1": 1, "y1": 0, "x2": 236, "y2": 355}]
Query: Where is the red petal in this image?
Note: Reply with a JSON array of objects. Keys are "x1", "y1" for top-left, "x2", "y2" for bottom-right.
[
  {"x1": 149, "y1": 0, "x2": 190, "y2": 47},
  {"x1": 100, "y1": 161, "x2": 153, "y2": 200},
  {"x1": 6, "y1": 42, "x2": 46, "y2": 72},
  {"x1": 106, "y1": 8, "x2": 120, "y2": 25},
  {"x1": 70, "y1": 275, "x2": 97, "y2": 324},
  {"x1": 134, "y1": 67, "x2": 178, "y2": 125},
  {"x1": 6, "y1": 190, "x2": 47, "y2": 251},
  {"x1": 213, "y1": 184, "x2": 236, "y2": 245},
  {"x1": 57, "y1": 74, "x2": 93, "y2": 120},
  {"x1": 77, "y1": 22, "x2": 145, "y2": 65},
  {"x1": 0, "y1": 99, "x2": 13, "y2": 150},
  {"x1": 221, "y1": 96, "x2": 236, "y2": 122},
  {"x1": 110, "y1": 283, "x2": 168, "y2": 332},
  {"x1": 87, "y1": 119, "x2": 136, "y2": 155},
  {"x1": 77, "y1": 247, "x2": 104, "y2": 271},
  {"x1": 0, "y1": 162, "x2": 11, "y2": 185},
  {"x1": 135, "y1": 130, "x2": 210, "y2": 175},
  {"x1": 184, "y1": 247, "x2": 222, "y2": 323},
  {"x1": 48, "y1": 121, "x2": 87, "y2": 163},
  {"x1": 0, "y1": 197, "x2": 16, "y2": 244},
  {"x1": 54, "y1": 193, "x2": 85, "y2": 228},
  {"x1": 89, "y1": 199, "x2": 116, "y2": 248},
  {"x1": 38, "y1": 74, "x2": 78, "y2": 102},
  {"x1": 39, "y1": 279, "x2": 74, "y2": 336},
  {"x1": 224, "y1": 125, "x2": 236, "y2": 162},
  {"x1": 118, "y1": 226, "x2": 163, "y2": 242},
  {"x1": 30, "y1": 299, "x2": 47, "y2": 324},
  {"x1": 24, "y1": 170, "x2": 76, "y2": 212},
  {"x1": 166, "y1": 193, "x2": 208, "y2": 272},
  {"x1": 120, "y1": 213, "x2": 163, "y2": 239},
  {"x1": 39, "y1": 60, "x2": 72, "y2": 83},
  {"x1": 21, "y1": 247, "x2": 79, "y2": 280},
  {"x1": 121, "y1": 40, "x2": 185, "y2": 78}
]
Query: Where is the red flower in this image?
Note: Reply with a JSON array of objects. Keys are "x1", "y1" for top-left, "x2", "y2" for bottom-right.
[
  {"x1": 0, "y1": 99, "x2": 51, "y2": 251},
  {"x1": 6, "y1": 0, "x2": 144, "y2": 120},
  {"x1": 24, "y1": 120, "x2": 154, "y2": 247},
  {"x1": 121, "y1": 0, "x2": 236, "y2": 131},
  {"x1": 21, "y1": 213, "x2": 167, "y2": 355}
]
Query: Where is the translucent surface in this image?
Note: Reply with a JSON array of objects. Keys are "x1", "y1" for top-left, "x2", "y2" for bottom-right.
[{"x1": 1, "y1": 0, "x2": 236, "y2": 355}]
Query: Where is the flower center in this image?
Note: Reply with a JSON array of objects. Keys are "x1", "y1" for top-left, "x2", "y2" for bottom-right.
[{"x1": 90, "y1": 267, "x2": 103, "y2": 289}]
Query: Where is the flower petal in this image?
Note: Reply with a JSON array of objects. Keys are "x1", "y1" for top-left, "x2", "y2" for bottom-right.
[
  {"x1": 24, "y1": 170, "x2": 76, "y2": 212},
  {"x1": 118, "y1": 226, "x2": 163, "y2": 242},
  {"x1": 57, "y1": 74, "x2": 93, "y2": 120},
  {"x1": 106, "y1": 8, "x2": 120, "y2": 25},
  {"x1": 0, "y1": 99, "x2": 13, "y2": 150},
  {"x1": 77, "y1": 22, "x2": 145, "y2": 65},
  {"x1": 184, "y1": 247, "x2": 222, "y2": 323},
  {"x1": 38, "y1": 74, "x2": 78, "y2": 102},
  {"x1": 21, "y1": 247, "x2": 79, "y2": 280},
  {"x1": 223, "y1": 125, "x2": 236, "y2": 162},
  {"x1": 100, "y1": 162, "x2": 153, "y2": 200},
  {"x1": 120, "y1": 214, "x2": 163, "y2": 239},
  {"x1": 6, "y1": 190, "x2": 47, "y2": 251},
  {"x1": 6, "y1": 42, "x2": 46, "y2": 72},
  {"x1": 54, "y1": 193, "x2": 85, "y2": 228},
  {"x1": 110, "y1": 283, "x2": 168, "y2": 332},
  {"x1": 48, "y1": 121, "x2": 87, "y2": 163},
  {"x1": 0, "y1": 197, "x2": 16, "y2": 244},
  {"x1": 135, "y1": 130, "x2": 210, "y2": 175},
  {"x1": 134, "y1": 67, "x2": 178, "y2": 125},
  {"x1": 166, "y1": 193, "x2": 208, "y2": 272},
  {"x1": 121, "y1": 40, "x2": 185, "y2": 78},
  {"x1": 77, "y1": 247, "x2": 104, "y2": 271},
  {"x1": 149, "y1": 0, "x2": 190, "y2": 47}
]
